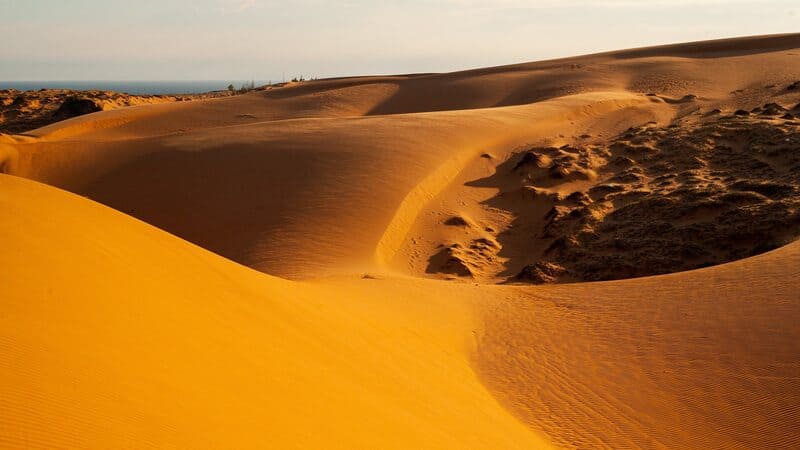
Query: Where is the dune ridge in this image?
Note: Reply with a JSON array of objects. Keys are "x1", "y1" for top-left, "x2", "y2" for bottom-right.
[{"x1": 2, "y1": 34, "x2": 800, "y2": 448}]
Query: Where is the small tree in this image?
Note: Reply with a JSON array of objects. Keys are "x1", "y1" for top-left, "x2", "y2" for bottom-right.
[
  {"x1": 227, "y1": 84, "x2": 235, "y2": 92},
  {"x1": 238, "y1": 80, "x2": 256, "y2": 93}
]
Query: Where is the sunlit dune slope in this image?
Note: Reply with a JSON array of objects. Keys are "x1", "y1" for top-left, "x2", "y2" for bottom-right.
[
  {"x1": 0, "y1": 174, "x2": 548, "y2": 449},
  {"x1": 478, "y1": 241, "x2": 800, "y2": 449}
]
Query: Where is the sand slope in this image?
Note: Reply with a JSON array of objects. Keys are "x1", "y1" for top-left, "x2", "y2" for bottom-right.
[
  {"x1": 2, "y1": 34, "x2": 800, "y2": 448},
  {"x1": 0, "y1": 174, "x2": 547, "y2": 449},
  {"x1": 0, "y1": 88, "x2": 231, "y2": 134},
  {"x1": 479, "y1": 243, "x2": 800, "y2": 448}
]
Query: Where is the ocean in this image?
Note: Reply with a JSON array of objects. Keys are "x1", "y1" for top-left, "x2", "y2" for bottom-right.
[{"x1": 0, "y1": 80, "x2": 268, "y2": 95}]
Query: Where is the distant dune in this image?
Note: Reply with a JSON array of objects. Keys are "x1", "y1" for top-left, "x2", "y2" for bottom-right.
[
  {"x1": 0, "y1": 88, "x2": 238, "y2": 134},
  {"x1": 1, "y1": 34, "x2": 799, "y2": 448}
]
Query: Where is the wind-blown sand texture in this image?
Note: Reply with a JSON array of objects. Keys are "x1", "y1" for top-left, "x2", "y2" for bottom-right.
[{"x1": 1, "y1": 34, "x2": 799, "y2": 449}]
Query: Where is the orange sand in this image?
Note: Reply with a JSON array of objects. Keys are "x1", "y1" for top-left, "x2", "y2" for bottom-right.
[{"x1": 1, "y1": 34, "x2": 799, "y2": 448}]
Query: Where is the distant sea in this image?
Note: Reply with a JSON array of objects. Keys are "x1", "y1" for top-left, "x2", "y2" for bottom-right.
[{"x1": 0, "y1": 80, "x2": 268, "y2": 95}]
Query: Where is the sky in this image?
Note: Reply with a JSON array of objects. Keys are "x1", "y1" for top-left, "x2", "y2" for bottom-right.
[{"x1": 1, "y1": 0, "x2": 798, "y2": 81}]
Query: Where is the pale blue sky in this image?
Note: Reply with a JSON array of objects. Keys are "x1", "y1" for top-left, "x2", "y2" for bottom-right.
[{"x1": 1, "y1": 0, "x2": 797, "y2": 80}]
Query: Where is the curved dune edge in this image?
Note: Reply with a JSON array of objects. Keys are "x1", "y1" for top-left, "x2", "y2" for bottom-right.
[
  {"x1": 0, "y1": 174, "x2": 551, "y2": 449},
  {"x1": 373, "y1": 137, "x2": 481, "y2": 267},
  {"x1": 0, "y1": 143, "x2": 18, "y2": 175},
  {"x1": 373, "y1": 92, "x2": 663, "y2": 268}
]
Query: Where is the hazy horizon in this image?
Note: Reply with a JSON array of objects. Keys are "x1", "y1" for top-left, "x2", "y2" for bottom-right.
[
  {"x1": 0, "y1": 80, "x2": 274, "y2": 95},
  {"x1": 2, "y1": 0, "x2": 798, "y2": 81}
]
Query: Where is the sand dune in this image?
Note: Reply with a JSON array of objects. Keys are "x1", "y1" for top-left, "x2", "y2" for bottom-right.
[
  {"x1": 478, "y1": 242, "x2": 800, "y2": 448},
  {"x1": 0, "y1": 88, "x2": 233, "y2": 135},
  {"x1": 0, "y1": 174, "x2": 547, "y2": 449},
  {"x1": 413, "y1": 106, "x2": 800, "y2": 283},
  {"x1": 2, "y1": 34, "x2": 800, "y2": 448}
]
